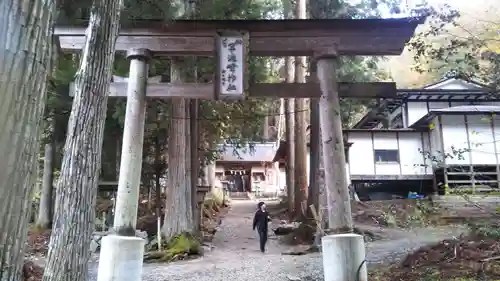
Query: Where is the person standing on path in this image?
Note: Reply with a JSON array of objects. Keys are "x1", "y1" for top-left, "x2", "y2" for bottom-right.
[{"x1": 252, "y1": 201, "x2": 271, "y2": 253}]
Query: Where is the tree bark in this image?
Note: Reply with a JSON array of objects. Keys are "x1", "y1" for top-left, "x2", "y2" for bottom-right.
[
  {"x1": 283, "y1": 0, "x2": 295, "y2": 216},
  {"x1": 36, "y1": 110, "x2": 63, "y2": 229},
  {"x1": 35, "y1": 143, "x2": 55, "y2": 229},
  {"x1": 294, "y1": 0, "x2": 308, "y2": 219},
  {"x1": 190, "y1": 100, "x2": 200, "y2": 232},
  {"x1": 185, "y1": 100, "x2": 192, "y2": 206},
  {"x1": 184, "y1": 94, "x2": 194, "y2": 233},
  {"x1": 162, "y1": 59, "x2": 194, "y2": 240},
  {"x1": 307, "y1": 69, "x2": 324, "y2": 229},
  {"x1": 154, "y1": 128, "x2": 162, "y2": 221},
  {"x1": 275, "y1": 99, "x2": 285, "y2": 194},
  {"x1": 0, "y1": 0, "x2": 55, "y2": 279},
  {"x1": 308, "y1": 97, "x2": 320, "y2": 213},
  {"x1": 102, "y1": 100, "x2": 119, "y2": 182},
  {"x1": 309, "y1": 80, "x2": 327, "y2": 245},
  {"x1": 284, "y1": 66, "x2": 295, "y2": 216},
  {"x1": 294, "y1": 95, "x2": 307, "y2": 217},
  {"x1": 43, "y1": 0, "x2": 123, "y2": 280}
]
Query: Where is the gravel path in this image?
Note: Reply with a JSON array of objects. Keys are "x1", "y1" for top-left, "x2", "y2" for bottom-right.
[{"x1": 88, "y1": 200, "x2": 467, "y2": 281}]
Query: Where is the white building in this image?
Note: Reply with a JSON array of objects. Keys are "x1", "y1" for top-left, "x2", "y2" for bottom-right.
[
  {"x1": 274, "y1": 76, "x2": 500, "y2": 197},
  {"x1": 351, "y1": 76, "x2": 500, "y2": 193},
  {"x1": 215, "y1": 142, "x2": 281, "y2": 197}
]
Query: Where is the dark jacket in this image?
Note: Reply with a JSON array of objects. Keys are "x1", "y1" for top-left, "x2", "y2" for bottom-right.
[{"x1": 252, "y1": 209, "x2": 270, "y2": 232}]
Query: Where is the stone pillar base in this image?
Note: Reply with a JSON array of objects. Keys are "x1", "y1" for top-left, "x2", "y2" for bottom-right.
[{"x1": 97, "y1": 235, "x2": 145, "y2": 281}]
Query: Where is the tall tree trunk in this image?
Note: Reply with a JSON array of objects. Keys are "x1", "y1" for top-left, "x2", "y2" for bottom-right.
[
  {"x1": 109, "y1": 108, "x2": 119, "y2": 182},
  {"x1": 35, "y1": 143, "x2": 55, "y2": 229},
  {"x1": 188, "y1": 0, "x2": 199, "y2": 233},
  {"x1": 0, "y1": 0, "x2": 55, "y2": 279},
  {"x1": 283, "y1": 0, "x2": 295, "y2": 216},
  {"x1": 154, "y1": 130, "x2": 162, "y2": 217},
  {"x1": 116, "y1": 131, "x2": 122, "y2": 179},
  {"x1": 102, "y1": 112, "x2": 119, "y2": 181},
  {"x1": 309, "y1": 76, "x2": 327, "y2": 245},
  {"x1": 162, "y1": 59, "x2": 194, "y2": 240},
  {"x1": 185, "y1": 93, "x2": 193, "y2": 227},
  {"x1": 274, "y1": 99, "x2": 284, "y2": 194},
  {"x1": 284, "y1": 75, "x2": 295, "y2": 215},
  {"x1": 294, "y1": 0, "x2": 308, "y2": 220},
  {"x1": 43, "y1": 0, "x2": 123, "y2": 280},
  {"x1": 308, "y1": 96, "x2": 320, "y2": 214},
  {"x1": 36, "y1": 110, "x2": 62, "y2": 229},
  {"x1": 190, "y1": 100, "x2": 200, "y2": 233}
]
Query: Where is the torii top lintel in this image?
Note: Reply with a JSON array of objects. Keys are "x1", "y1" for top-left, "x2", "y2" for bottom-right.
[{"x1": 55, "y1": 17, "x2": 424, "y2": 57}]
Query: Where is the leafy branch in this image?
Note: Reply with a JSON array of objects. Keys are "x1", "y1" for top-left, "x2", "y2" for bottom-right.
[{"x1": 407, "y1": 3, "x2": 500, "y2": 89}]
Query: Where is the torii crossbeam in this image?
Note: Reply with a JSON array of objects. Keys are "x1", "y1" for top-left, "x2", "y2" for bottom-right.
[{"x1": 55, "y1": 18, "x2": 422, "y2": 56}]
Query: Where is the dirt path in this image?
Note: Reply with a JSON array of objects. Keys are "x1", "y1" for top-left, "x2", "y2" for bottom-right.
[{"x1": 86, "y1": 199, "x2": 467, "y2": 281}]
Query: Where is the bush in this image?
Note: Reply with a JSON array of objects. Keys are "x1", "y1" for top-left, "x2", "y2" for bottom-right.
[{"x1": 470, "y1": 222, "x2": 500, "y2": 239}]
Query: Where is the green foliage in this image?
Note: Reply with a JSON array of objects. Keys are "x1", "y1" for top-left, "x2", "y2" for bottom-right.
[
  {"x1": 447, "y1": 188, "x2": 500, "y2": 196},
  {"x1": 338, "y1": 56, "x2": 390, "y2": 126},
  {"x1": 407, "y1": 3, "x2": 500, "y2": 88},
  {"x1": 420, "y1": 269, "x2": 442, "y2": 281},
  {"x1": 309, "y1": 0, "x2": 402, "y2": 19},
  {"x1": 309, "y1": 0, "x2": 397, "y2": 127},
  {"x1": 195, "y1": 0, "x2": 281, "y2": 20},
  {"x1": 415, "y1": 199, "x2": 435, "y2": 216},
  {"x1": 472, "y1": 223, "x2": 500, "y2": 239},
  {"x1": 48, "y1": 0, "x2": 396, "y2": 184},
  {"x1": 380, "y1": 212, "x2": 397, "y2": 226},
  {"x1": 49, "y1": 0, "x2": 283, "y2": 184}
]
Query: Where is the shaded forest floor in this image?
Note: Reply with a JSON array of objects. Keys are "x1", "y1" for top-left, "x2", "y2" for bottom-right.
[
  {"x1": 264, "y1": 198, "x2": 500, "y2": 281},
  {"x1": 356, "y1": 199, "x2": 500, "y2": 281},
  {"x1": 24, "y1": 193, "x2": 229, "y2": 281},
  {"x1": 370, "y1": 230, "x2": 500, "y2": 281}
]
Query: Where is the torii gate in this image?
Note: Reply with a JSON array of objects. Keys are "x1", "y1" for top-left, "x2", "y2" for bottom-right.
[{"x1": 54, "y1": 17, "x2": 422, "y2": 281}]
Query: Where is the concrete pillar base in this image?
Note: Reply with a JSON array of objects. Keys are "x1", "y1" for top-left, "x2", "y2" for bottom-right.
[
  {"x1": 321, "y1": 233, "x2": 367, "y2": 281},
  {"x1": 97, "y1": 235, "x2": 145, "y2": 281}
]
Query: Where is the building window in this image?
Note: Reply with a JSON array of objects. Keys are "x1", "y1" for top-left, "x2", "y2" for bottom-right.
[{"x1": 374, "y1": 149, "x2": 399, "y2": 163}]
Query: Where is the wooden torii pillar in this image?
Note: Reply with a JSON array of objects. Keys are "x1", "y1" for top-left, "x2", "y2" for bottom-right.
[{"x1": 56, "y1": 17, "x2": 423, "y2": 281}]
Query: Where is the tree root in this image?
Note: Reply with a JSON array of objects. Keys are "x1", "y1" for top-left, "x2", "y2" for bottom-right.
[{"x1": 144, "y1": 232, "x2": 201, "y2": 263}]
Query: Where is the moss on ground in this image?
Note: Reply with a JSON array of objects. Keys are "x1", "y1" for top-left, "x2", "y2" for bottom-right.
[
  {"x1": 144, "y1": 195, "x2": 228, "y2": 263},
  {"x1": 163, "y1": 232, "x2": 201, "y2": 260},
  {"x1": 144, "y1": 232, "x2": 201, "y2": 263}
]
